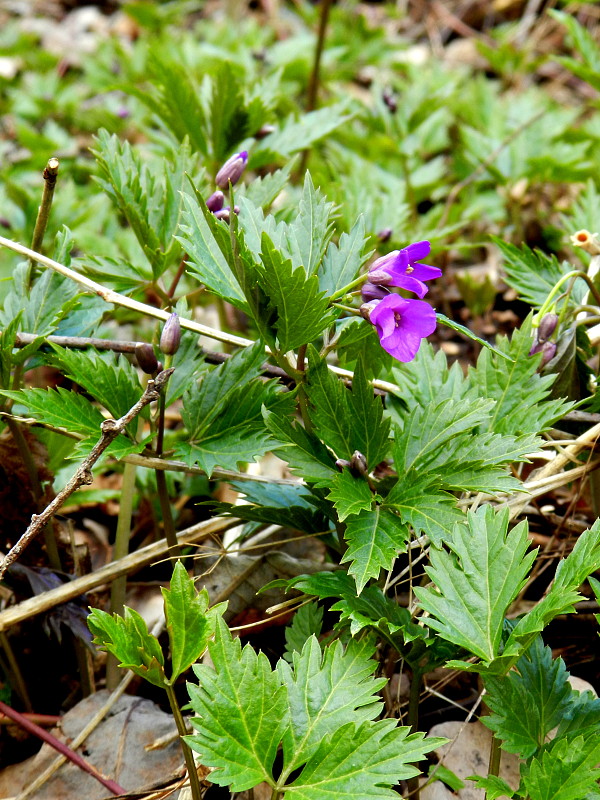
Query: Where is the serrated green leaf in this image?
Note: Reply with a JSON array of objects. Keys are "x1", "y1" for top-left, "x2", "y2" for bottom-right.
[
  {"x1": 212, "y1": 500, "x2": 326, "y2": 535},
  {"x1": 283, "y1": 720, "x2": 445, "y2": 800},
  {"x1": 390, "y1": 341, "x2": 473, "y2": 408},
  {"x1": 466, "y1": 775, "x2": 514, "y2": 799},
  {"x1": 208, "y1": 62, "x2": 251, "y2": 162},
  {"x1": 178, "y1": 191, "x2": 248, "y2": 309},
  {"x1": 327, "y1": 469, "x2": 374, "y2": 521},
  {"x1": 318, "y1": 215, "x2": 370, "y2": 295},
  {"x1": 283, "y1": 603, "x2": 323, "y2": 663},
  {"x1": 162, "y1": 562, "x2": 224, "y2": 682},
  {"x1": 258, "y1": 234, "x2": 336, "y2": 352},
  {"x1": 521, "y1": 735, "x2": 600, "y2": 800},
  {"x1": 414, "y1": 506, "x2": 536, "y2": 663},
  {"x1": 263, "y1": 407, "x2": 339, "y2": 484},
  {"x1": 306, "y1": 350, "x2": 390, "y2": 468},
  {"x1": 342, "y1": 507, "x2": 408, "y2": 593},
  {"x1": 0, "y1": 387, "x2": 105, "y2": 436},
  {"x1": 240, "y1": 161, "x2": 295, "y2": 209},
  {"x1": 87, "y1": 607, "x2": 165, "y2": 688},
  {"x1": 384, "y1": 472, "x2": 464, "y2": 546},
  {"x1": 277, "y1": 637, "x2": 385, "y2": 774},
  {"x1": 187, "y1": 617, "x2": 289, "y2": 791},
  {"x1": 436, "y1": 314, "x2": 514, "y2": 361},
  {"x1": 493, "y1": 238, "x2": 585, "y2": 310},
  {"x1": 253, "y1": 103, "x2": 353, "y2": 161},
  {"x1": 286, "y1": 172, "x2": 335, "y2": 276},
  {"x1": 482, "y1": 637, "x2": 573, "y2": 758}
]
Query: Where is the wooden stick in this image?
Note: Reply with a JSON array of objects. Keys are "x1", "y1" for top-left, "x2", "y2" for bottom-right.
[{"x1": 0, "y1": 516, "x2": 230, "y2": 633}]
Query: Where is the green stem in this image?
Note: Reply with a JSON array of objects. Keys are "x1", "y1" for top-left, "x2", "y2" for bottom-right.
[
  {"x1": 107, "y1": 457, "x2": 139, "y2": 690},
  {"x1": 329, "y1": 273, "x2": 370, "y2": 303},
  {"x1": 537, "y1": 270, "x2": 600, "y2": 320},
  {"x1": 488, "y1": 733, "x2": 502, "y2": 777},
  {"x1": 27, "y1": 158, "x2": 59, "y2": 289},
  {"x1": 295, "y1": 344, "x2": 314, "y2": 435},
  {"x1": 155, "y1": 382, "x2": 181, "y2": 558},
  {"x1": 298, "y1": 0, "x2": 334, "y2": 176},
  {"x1": 406, "y1": 668, "x2": 423, "y2": 800},
  {"x1": 165, "y1": 683, "x2": 203, "y2": 800}
]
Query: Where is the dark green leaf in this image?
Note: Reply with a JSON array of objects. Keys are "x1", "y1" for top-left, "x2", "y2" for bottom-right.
[
  {"x1": 286, "y1": 172, "x2": 335, "y2": 276},
  {"x1": 342, "y1": 507, "x2": 408, "y2": 593},
  {"x1": 327, "y1": 469, "x2": 374, "y2": 521},
  {"x1": 283, "y1": 603, "x2": 323, "y2": 663}
]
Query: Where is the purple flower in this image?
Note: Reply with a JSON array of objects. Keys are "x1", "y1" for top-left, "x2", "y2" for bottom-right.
[
  {"x1": 215, "y1": 150, "x2": 248, "y2": 189},
  {"x1": 368, "y1": 241, "x2": 441, "y2": 298},
  {"x1": 206, "y1": 190, "x2": 225, "y2": 212},
  {"x1": 364, "y1": 294, "x2": 437, "y2": 362}
]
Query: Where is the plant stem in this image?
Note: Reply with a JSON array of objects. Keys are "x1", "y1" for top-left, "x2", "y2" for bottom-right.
[
  {"x1": 295, "y1": 344, "x2": 314, "y2": 435},
  {"x1": 107, "y1": 455, "x2": 139, "y2": 690},
  {"x1": 298, "y1": 0, "x2": 334, "y2": 175},
  {"x1": 329, "y1": 273, "x2": 369, "y2": 303},
  {"x1": 406, "y1": 668, "x2": 423, "y2": 800},
  {"x1": 165, "y1": 683, "x2": 203, "y2": 800},
  {"x1": 488, "y1": 733, "x2": 502, "y2": 777},
  {"x1": 538, "y1": 270, "x2": 600, "y2": 320},
  {"x1": 27, "y1": 157, "x2": 59, "y2": 289},
  {"x1": 154, "y1": 374, "x2": 181, "y2": 557}
]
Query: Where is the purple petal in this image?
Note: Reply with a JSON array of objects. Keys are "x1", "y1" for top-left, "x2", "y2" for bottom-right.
[
  {"x1": 403, "y1": 240, "x2": 431, "y2": 262},
  {"x1": 399, "y1": 300, "x2": 437, "y2": 338},
  {"x1": 407, "y1": 263, "x2": 442, "y2": 281},
  {"x1": 386, "y1": 273, "x2": 429, "y2": 298}
]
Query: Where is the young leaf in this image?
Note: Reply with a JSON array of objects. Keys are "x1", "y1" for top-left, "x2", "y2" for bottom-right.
[
  {"x1": 482, "y1": 637, "x2": 573, "y2": 758},
  {"x1": 306, "y1": 350, "x2": 390, "y2": 468},
  {"x1": 283, "y1": 720, "x2": 445, "y2": 800},
  {"x1": 258, "y1": 233, "x2": 336, "y2": 352},
  {"x1": 0, "y1": 387, "x2": 106, "y2": 438},
  {"x1": 342, "y1": 506, "x2": 408, "y2": 593},
  {"x1": 327, "y1": 469, "x2": 374, "y2": 521},
  {"x1": 178, "y1": 191, "x2": 248, "y2": 309},
  {"x1": 318, "y1": 215, "x2": 370, "y2": 295},
  {"x1": 521, "y1": 735, "x2": 600, "y2": 800},
  {"x1": 414, "y1": 506, "x2": 536, "y2": 663},
  {"x1": 286, "y1": 172, "x2": 335, "y2": 276},
  {"x1": 162, "y1": 561, "x2": 224, "y2": 683},
  {"x1": 467, "y1": 775, "x2": 515, "y2": 799},
  {"x1": 277, "y1": 637, "x2": 385, "y2": 773},
  {"x1": 87, "y1": 607, "x2": 165, "y2": 688},
  {"x1": 283, "y1": 603, "x2": 323, "y2": 663},
  {"x1": 187, "y1": 617, "x2": 289, "y2": 791}
]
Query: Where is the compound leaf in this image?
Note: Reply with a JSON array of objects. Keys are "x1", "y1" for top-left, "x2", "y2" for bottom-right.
[{"x1": 342, "y1": 507, "x2": 408, "y2": 593}]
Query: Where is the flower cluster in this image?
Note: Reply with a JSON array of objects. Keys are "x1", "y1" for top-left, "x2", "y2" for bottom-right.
[{"x1": 361, "y1": 241, "x2": 439, "y2": 362}]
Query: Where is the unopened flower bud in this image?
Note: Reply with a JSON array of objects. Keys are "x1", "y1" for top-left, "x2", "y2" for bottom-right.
[
  {"x1": 382, "y1": 87, "x2": 397, "y2": 113},
  {"x1": 335, "y1": 458, "x2": 352, "y2": 472},
  {"x1": 135, "y1": 342, "x2": 159, "y2": 375},
  {"x1": 350, "y1": 451, "x2": 368, "y2": 478},
  {"x1": 360, "y1": 300, "x2": 379, "y2": 320},
  {"x1": 160, "y1": 312, "x2": 181, "y2": 356},
  {"x1": 254, "y1": 124, "x2": 275, "y2": 140},
  {"x1": 206, "y1": 191, "x2": 225, "y2": 212},
  {"x1": 367, "y1": 268, "x2": 393, "y2": 286},
  {"x1": 378, "y1": 228, "x2": 392, "y2": 243},
  {"x1": 0, "y1": 217, "x2": 11, "y2": 229},
  {"x1": 537, "y1": 313, "x2": 558, "y2": 343},
  {"x1": 214, "y1": 208, "x2": 231, "y2": 223},
  {"x1": 361, "y1": 282, "x2": 389, "y2": 303},
  {"x1": 215, "y1": 150, "x2": 248, "y2": 189},
  {"x1": 539, "y1": 341, "x2": 556, "y2": 368}
]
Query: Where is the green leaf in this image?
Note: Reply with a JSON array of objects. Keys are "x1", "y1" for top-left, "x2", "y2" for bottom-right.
[
  {"x1": 384, "y1": 473, "x2": 464, "y2": 547},
  {"x1": 87, "y1": 607, "x2": 166, "y2": 688},
  {"x1": 253, "y1": 103, "x2": 353, "y2": 161},
  {"x1": 283, "y1": 603, "x2": 323, "y2": 663},
  {"x1": 162, "y1": 562, "x2": 224, "y2": 683},
  {"x1": 0, "y1": 387, "x2": 105, "y2": 436},
  {"x1": 277, "y1": 637, "x2": 385, "y2": 774},
  {"x1": 283, "y1": 720, "x2": 445, "y2": 800},
  {"x1": 178, "y1": 191, "x2": 248, "y2": 309},
  {"x1": 521, "y1": 735, "x2": 600, "y2": 800},
  {"x1": 208, "y1": 61, "x2": 252, "y2": 162},
  {"x1": 414, "y1": 506, "x2": 536, "y2": 663},
  {"x1": 174, "y1": 342, "x2": 288, "y2": 476},
  {"x1": 49, "y1": 346, "x2": 143, "y2": 423},
  {"x1": 327, "y1": 469, "x2": 374, "y2": 521},
  {"x1": 240, "y1": 161, "x2": 295, "y2": 209},
  {"x1": 286, "y1": 172, "x2": 335, "y2": 276},
  {"x1": 493, "y1": 238, "x2": 585, "y2": 310},
  {"x1": 318, "y1": 215, "x2": 370, "y2": 295},
  {"x1": 466, "y1": 775, "x2": 515, "y2": 799},
  {"x1": 482, "y1": 637, "x2": 573, "y2": 758},
  {"x1": 264, "y1": 406, "x2": 339, "y2": 484},
  {"x1": 306, "y1": 350, "x2": 390, "y2": 468},
  {"x1": 342, "y1": 507, "x2": 408, "y2": 593},
  {"x1": 258, "y1": 234, "x2": 336, "y2": 352},
  {"x1": 187, "y1": 617, "x2": 289, "y2": 791},
  {"x1": 436, "y1": 313, "x2": 514, "y2": 361}
]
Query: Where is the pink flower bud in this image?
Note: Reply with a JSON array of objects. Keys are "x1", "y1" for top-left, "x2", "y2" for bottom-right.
[
  {"x1": 215, "y1": 151, "x2": 248, "y2": 189},
  {"x1": 160, "y1": 312, "x2": 181, "y2": 356}
]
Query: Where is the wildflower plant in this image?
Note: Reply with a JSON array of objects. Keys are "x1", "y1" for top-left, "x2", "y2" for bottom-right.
[{"x1": 1, "y1": 5, "x2": 600, "y2": 799}]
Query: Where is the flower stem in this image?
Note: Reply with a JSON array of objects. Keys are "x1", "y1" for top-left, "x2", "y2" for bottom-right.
[
  {"x1": 329, "y1": 273, "x2": 369, "y2": 303},
  {"x1": 537, "y1": 270, "x2": 600, "y2": 320},
  {"x1": 165, "y1": 683, "x2": 203, "y2": 800},
  {"x1": 155, "y1": 379, "x2": 181, "y2": 557},
  {"x1": 488, "y1": 733, "x2": 502, "y2": 777}
]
